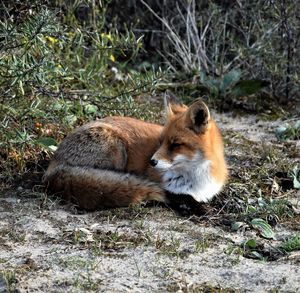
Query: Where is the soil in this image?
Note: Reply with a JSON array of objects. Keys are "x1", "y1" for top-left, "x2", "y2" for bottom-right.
[{"x1": 1, "y1": 112, "x2": 299, "y2": 293}]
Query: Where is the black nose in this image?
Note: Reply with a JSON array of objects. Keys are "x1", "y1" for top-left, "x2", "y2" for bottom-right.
[{"x1": 150, "y1": 159, "x2": 158, "y2": 167}]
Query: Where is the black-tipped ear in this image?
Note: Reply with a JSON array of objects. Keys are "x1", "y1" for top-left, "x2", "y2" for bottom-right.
[
  {"x1": 186, "y1": 99, "x2": 210, "y2": 134},
  {"x1": 165, "y1": 91, "x2": 182, "y2": 105},
  {"x1": 164, "y1": 91, "x2": 187, "y2": 120}
]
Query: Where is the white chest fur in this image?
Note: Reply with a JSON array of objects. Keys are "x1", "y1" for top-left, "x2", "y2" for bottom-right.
[{"x1": 161, "y1": 153, "x2": 222, "y2": 202}]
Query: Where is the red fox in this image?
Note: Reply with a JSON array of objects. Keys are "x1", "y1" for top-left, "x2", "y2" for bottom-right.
[{"x1": 43, "y1": 95, "x2": 228, "y2": 210}]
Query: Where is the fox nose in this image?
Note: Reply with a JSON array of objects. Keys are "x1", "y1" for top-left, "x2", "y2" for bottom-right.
[{"x1": 150, "y1": 158, "x2": 158, "y2": 167}]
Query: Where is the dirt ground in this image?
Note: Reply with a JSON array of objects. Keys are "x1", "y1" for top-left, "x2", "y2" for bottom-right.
[{"x1": 1, "y1": 112, "x2": 299, "y2": 293}]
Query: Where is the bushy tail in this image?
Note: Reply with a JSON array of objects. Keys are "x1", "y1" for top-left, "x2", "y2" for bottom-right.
[{"x1": 43, "y1": 164, "x2": 166, "y2": 210}]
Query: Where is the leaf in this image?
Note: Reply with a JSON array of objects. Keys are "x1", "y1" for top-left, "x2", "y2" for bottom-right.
[
  {"x1": 221, "y1": 69, "x2": 242, "y2": 92},
  {"x1": 84, "y1": 104, "x2": 98, "y2": 114},
  {"x1": 295, "y1": 120, "x2": 300, "y2": 129},
  {"x1": 275, "y1": 122, "x2": 300, "y2": 141},
  {"x1": 257, "y1": 196, "x2": 266, "y2": 207},
  {"x1": 65, "y1": 114, "x2": 77, "y2": 126},
  {"x1": 231, "y1": 221, "x2": 245, "y2": 231},
  {"x1": 293, "y1": 177, "x2": 300, "y2": 189},
  {"x1": 244, "y1": 238, "x2": 257, "y2": 249},
  {"x1": 247, "y1": 205, "x2": 257, "y2": 213},
  {"x1": 289, "y1": 167, "x2": 300, "y2": 189},
  {"x1": 251, "y1": 218, "x2": 276, "y2": 239},
  {"x1": 231, "y1": 80, "x2": 269, "y2": 98},
  {"x1": 250, "y1": 251, "x2": 264, "y2": 260},
  {"x1": 36, "y1": 137, "x2": 57, "y2": 147},
  {"x1": 35, "y1": 137, "x2": 57, "y2": 152},
  {"x1": 48, "y1": 145, "x2": 58, "y2": 152},
  {"x1": 199, "y1": 71, "x2": 206, "y2": 83},
  {"x1": 109, "y1": 54, "x2": 115, "y2": 62},
  {"x1": 52, "y1": 101, "x2": 64, "y2": 111},
  {"x1": 0, "y1": 103, "x2": 17, "y2": 115},
  {"x1": 201, "y1": 79, "x2": 220, "y2": 96},
  {"x1": 19, "y1": 80, "x2": 25, "y2": 95},
  {"x1": 275, "y1": 126, "x2": 288, "y2": 140}
]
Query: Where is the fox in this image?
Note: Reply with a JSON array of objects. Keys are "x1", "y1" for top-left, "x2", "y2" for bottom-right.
[{"x1": 43, "y1": 94, "x2": 228, "y2": 210}]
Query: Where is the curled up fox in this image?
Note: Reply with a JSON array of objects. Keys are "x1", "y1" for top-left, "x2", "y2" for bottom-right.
[{"x1": 43, "y1": 94, "x2": 228, "y2": 210}]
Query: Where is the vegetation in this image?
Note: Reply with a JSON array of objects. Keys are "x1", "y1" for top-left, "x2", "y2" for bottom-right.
[
  {"x1": 118, "y1": 0, "x2": 299, "y2": 101},
  {"x1": 276, "y1": 121, "x2": 300, "y2": 141},
  {"x1": 0, "y1": 1, "x2": 299, "y2": 291},
  {"x1": 280, "y1": 235, "x2": 300, "y2": 252},
  {"x1": 0, "y1": 0, "x2": 164, "y2": 186},
  {"x1": 1, "y1": 0, "x2": 299, "y2": 183}
]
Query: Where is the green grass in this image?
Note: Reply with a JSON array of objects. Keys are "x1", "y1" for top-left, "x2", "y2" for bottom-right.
[
  {"x1": 280, "y1": 235, "x2": 300, "y2": 252},
  {"x1": 56, "y1": 256, "x2": 97, "y2": 270},
  {"x1": 194, "y1": 237, "x2": 211, "y2": 253},
  {"x1": 0, "y1": 270, "x2": 18, "y2": 293},
  {"x1": 276, "y1": 121, "x2": 300, "y2": 141}
]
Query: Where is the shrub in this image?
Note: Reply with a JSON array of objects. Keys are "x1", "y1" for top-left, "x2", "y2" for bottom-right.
[
  {"x1": 136, "y1": 0, "x2": 299, "y2": 102},
  {"x1": 0, "y1": 1, "x2": 163, "y2": 182}
]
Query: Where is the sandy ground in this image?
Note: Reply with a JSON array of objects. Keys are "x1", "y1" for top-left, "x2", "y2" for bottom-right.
[{"x1": 1, "y1": 113, "x2": 300, "y2": 292}]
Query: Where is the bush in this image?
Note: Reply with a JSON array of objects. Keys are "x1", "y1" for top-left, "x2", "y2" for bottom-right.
[
  {"x1": 111, "y1": 0, "x2": 299, "y2": 102},
  {"x1": 0, "y1": 0, "x2": 163, "y2": 183}
]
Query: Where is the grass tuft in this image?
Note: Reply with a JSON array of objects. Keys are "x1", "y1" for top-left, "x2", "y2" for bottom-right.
[{"x1": 280, "y1": 235, "x2": 300, "y2": 252}]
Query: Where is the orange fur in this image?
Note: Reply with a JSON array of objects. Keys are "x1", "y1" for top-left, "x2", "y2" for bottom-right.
[
  {"x1": 153, "y1": 102, "x2": 228, "y2": 184},
  {"x1": 43, "y1": 96, "x2": 227, "y2": 210}
]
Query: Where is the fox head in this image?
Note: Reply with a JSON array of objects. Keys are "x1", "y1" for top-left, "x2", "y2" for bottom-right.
[{"x1": 150, "y1": 93, "x2": 227, "y2": 202}]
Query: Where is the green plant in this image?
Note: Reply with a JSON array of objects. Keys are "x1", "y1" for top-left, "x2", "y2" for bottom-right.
[
  {"x1": 194, "y1": 237, "x2": 211, "y2": 253},
  {"x1": 0, "y1": 1, "x2": 164, "y2": 181},
  {"x1": 242, "y1": 196, "x2": 295, "y2": 225},
  {"x1": 288, "y1": 166, "x2": 300, "y2": 189},
  {"x1": 250, "y1": 218, "x2": 275, "y2": 240},
  {"x1": 230, "y1": 195, "x2": 295, "y2": 241},
  {"x1": 141, "y1": 0, "x2": 299, "y2": 101},
  {"x1": 200, "y1": 69, "x2": 269, "y2": 100},
  {"x1": 241, "y1": 239, "x2": 266, "y2": 260},
  {"x1": 154, "y1": 234, "x2": 187, "y2": 258},
  {"x1": 280, "y1": 235, "x2": 300, "y2": 252},
  {"x1": 0, "y1": 270, "x2": 18, "y2": 292},
  {"x1": 275, "y1": 121, "x2": 300, "y2": 141}
]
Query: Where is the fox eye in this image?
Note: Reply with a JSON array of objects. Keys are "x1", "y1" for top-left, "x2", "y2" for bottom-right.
[{"x1": 170, "y1": 142, "x2": 182, "y2": 150}]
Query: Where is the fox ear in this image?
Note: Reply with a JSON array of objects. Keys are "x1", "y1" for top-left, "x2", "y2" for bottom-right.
[
  {"x1": 164, "y1": 91, "x2": 186, "y2": 119},
  {"x1": 186, "y1": 99, "x2": 210, "y2": 134}
]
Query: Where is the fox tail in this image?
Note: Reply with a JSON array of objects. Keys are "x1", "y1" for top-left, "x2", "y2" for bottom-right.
[{"x1": 43, "y1": 163, "x2": 166, "y2": 210}]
